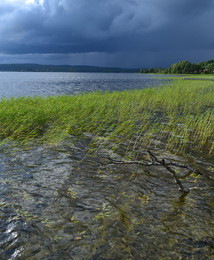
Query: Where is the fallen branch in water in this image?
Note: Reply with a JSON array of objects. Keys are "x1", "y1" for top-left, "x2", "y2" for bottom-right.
[
  {"x1": 100, "y1": 149, "x2": 201, "y2": 194},
  {"x1": 147, "y1": 149, "x2": 189, "y2": 194}
]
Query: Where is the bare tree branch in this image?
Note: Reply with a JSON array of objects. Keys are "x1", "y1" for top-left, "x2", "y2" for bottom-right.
[
  {"x1": 100, "y1": 155, "x2": 158, "y2": 166},
  {"x1": 147, "y1": 149, "x2": 189, "y2": 194},
  {"x1": 100, "y1": 149, "x2": 195, "y2": 194}
]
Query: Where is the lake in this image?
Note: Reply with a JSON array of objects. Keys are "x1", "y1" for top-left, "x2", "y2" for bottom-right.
[
  {"x1": 0, "y1": 72, "x2": 169, "y2": 98},
  {"x1": 0, "y1": 72, "x2": 213, "y2": 259}
]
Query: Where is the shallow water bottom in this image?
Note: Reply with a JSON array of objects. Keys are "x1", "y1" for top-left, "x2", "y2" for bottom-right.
[{"x1": 0, "y1": 137, "x2": 213, "y2": 259}]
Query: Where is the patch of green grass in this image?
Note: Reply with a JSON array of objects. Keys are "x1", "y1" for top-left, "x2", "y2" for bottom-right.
[{"x1": 0, "y1": 79, "x2": 213, "y2": 156}]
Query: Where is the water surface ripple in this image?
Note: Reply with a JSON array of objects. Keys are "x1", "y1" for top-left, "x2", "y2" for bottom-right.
[
  {"x1": 0, "y1": 72, "x2": 170, "y2": 98},
  {"x1": 0, "y1": 138, "x2": 213, "y2": 259}
]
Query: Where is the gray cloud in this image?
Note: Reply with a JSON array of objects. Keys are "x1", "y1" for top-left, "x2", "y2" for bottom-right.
[{"x1": 0, "y1": 0, "x2": 213, "y2": 67}]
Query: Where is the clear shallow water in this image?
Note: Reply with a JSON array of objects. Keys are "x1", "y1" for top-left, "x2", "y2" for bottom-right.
[
  {"x1": 0, "y1": 138, "x2": 213, "y2": 259},
  {"x1": 0, "y1": 72, "x2": 169, "y2": 98}
]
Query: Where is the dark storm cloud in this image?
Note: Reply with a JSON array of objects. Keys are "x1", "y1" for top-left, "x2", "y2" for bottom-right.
[{"x1": 0, "y1": 0, "x2": 213, "y2": 67}]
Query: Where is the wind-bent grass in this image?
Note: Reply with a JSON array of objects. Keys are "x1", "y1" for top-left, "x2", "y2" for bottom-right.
[{"x1": 0, "y1": 78, "x2": 213, "y2": 157}]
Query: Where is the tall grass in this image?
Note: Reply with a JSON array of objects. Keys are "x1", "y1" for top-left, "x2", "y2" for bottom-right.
[{"x1": 0, "y1": 79, "x2": 213, "y2": 156}]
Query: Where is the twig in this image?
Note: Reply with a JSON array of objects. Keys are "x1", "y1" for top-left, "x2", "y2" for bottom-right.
[
  {"x1": 100, "y1": 155, "x2": 201, "y2": 175},
  {"x1": 147, "y1": 149, "x2": 189, "y2": 194},
  {"x1": 100, "y1": 155, "x2": 158, "y2": 166},
  {"x1": 163, "y1": 160, "x2": 202, "y2": 175},
  {"x1": 101, "y1": 150, "x2": 193, "y2": 194}
]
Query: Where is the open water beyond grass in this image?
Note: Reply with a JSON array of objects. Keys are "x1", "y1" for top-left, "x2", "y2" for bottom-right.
[{"x1": 0, "y1": 72, "x2": 171, "y2": 99}]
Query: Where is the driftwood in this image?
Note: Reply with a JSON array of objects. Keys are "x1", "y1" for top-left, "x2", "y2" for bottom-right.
[
  {"x1": 147, "y1": 149, "x2": 189, "y2": 194},
  {"x1": 100, "y1": 149, "x2": 202, "y2": 194}
]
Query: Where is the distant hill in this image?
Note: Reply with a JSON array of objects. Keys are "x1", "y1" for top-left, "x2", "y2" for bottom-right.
[{"x1": 0, "y1": 64, "x2": 139, "y2": 73}]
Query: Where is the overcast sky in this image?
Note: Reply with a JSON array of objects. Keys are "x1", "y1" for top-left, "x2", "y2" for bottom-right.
[{"x1": 0, "y1": 0, "x2": 213, "y2": 68}]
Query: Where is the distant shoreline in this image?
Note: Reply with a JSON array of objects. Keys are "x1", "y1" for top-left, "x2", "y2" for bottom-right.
[
  {"x1": 182, "y1": 77, "x2": 214, "y2": 81},
  {"x1": 0, "y1": 64, "x2": 139, "y2": 73}
]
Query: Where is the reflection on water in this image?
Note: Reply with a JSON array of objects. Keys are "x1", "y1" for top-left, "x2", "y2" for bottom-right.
[
  {"x1": 0, "y1": 72, "x2": 170, "y2": 99},
  {"x1": 0, "y1": 137, "x2": 213, "y2": 259}
]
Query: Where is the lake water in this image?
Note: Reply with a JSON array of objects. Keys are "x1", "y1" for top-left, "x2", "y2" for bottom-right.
[
  {"x1": 0, "y1": 72, "x2": 169, "y2": 98},
  {"x1": 0, "y1": 138, "x2": 213, "y2": 259},
  {"x1": 0, "y1": 72, "x2": 213, "y2": 259}
]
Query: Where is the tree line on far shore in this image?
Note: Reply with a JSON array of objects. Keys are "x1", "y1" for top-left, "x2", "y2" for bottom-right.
[{"x1": 140, "y1": 60, "x2": 214, "y2": 74}]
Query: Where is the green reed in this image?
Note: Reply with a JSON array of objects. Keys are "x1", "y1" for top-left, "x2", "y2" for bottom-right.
[{"x1": 0, "y1": 78, "x2": 213, "y2": 156}]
